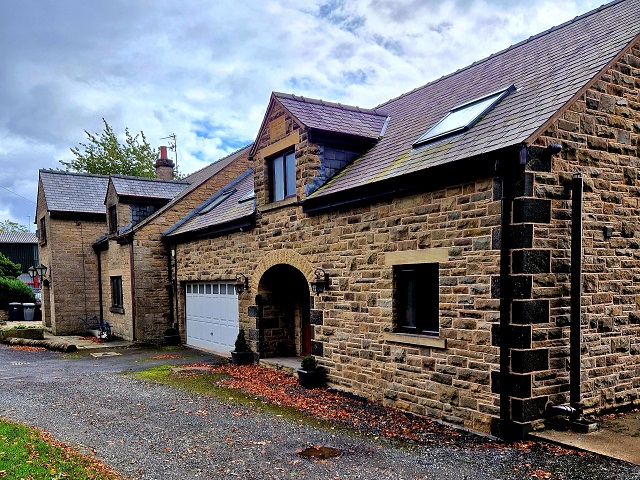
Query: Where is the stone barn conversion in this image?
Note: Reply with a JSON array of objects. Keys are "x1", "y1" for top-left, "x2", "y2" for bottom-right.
[
  {"x1": 36, "y1": 146, "x2": 251, "y2": 338},
  {"x1": 160, "y1": 0, "x2": 640, "y2": 437}
]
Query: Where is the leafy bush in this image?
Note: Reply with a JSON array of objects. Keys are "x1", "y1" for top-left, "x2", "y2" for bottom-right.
[
  {"x1": 234, "y1": 328, "x2": 251, "y2": 352},
  {"x1": 164, "y1": 327, "x2": 179, "y2": 336},
  {"x1": 0, "y1": 252, "x2": 20, "y2": 278},
  {"x1": 300, "y1": 355, "x2": 317, "y2": 371},
  {"x1": 0, "y1": 277, "x2": 35, "y2": 309}
]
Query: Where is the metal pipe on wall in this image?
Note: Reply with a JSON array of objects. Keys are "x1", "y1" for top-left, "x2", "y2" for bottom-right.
[{"x1": 570, "y1": 173, "x2": 584, "y2": 412}]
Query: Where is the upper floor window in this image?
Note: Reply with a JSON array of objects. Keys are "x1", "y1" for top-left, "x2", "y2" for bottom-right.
[
  {"x1": 269, "y1": 151, "x2": 296, "y2": 202},
  {"x1": 394, "y1": 263, "x2": 439, "y2": 335},
  {"x1": 39, "y1": 217, "x2": 47, "y2": 245},
  {"x1": 108, "y1": 205, "x2": 117, "y2": 234}
]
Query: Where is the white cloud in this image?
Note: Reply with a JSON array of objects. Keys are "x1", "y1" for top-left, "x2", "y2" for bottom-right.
[{"x1": 0, "y1": 0, "x2": 610, "y2": 226}]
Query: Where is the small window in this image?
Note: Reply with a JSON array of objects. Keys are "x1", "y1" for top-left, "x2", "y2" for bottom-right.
[
  {"x1": 108, "y1": 205, "x2": 118, "y2": 234},
  {"x1": 394, "y1": 263, "x2": 439, "y2": 335},
  {"x1": 39, "y1": 217, "x2": 47, "y2": 245},
  {"x1": 269, "y1": 151, "x2": 296, "y2": 202},
  {"x1": 413, "y1": 84, "x2": 515, "y2": 147},
  {"x1": 110, "y1": 276, "x2": 123, "y2": 309},
  {"x1": 186, "y1": 284, "x2": 191, "y2": 294}
]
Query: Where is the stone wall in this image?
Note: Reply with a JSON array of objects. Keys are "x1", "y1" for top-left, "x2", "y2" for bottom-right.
[
  {"x1": 126, "y1": 154, "x2": 251, "y2": 343},
  {"x1": 174, "y1": 99, "x2": 503, "y2": 432},
  {"x1": 100, "y1": 242, "x2": 133, "y2": 340},
  {"x1": 46, "y1": 216, "x2": 104, "y2": 335},
  {"x1": 529, "y1": 41, "x2": 640, "y2": 417}
]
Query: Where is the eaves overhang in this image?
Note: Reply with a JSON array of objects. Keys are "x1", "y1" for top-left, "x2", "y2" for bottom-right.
[{"x1": 162, "y1": 215, "x2": 256, "y2": 245}]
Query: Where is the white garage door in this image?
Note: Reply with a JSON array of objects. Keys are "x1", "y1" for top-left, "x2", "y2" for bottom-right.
[{"x1": 186, "y1": 282, "x2": 239, "y2": 354}]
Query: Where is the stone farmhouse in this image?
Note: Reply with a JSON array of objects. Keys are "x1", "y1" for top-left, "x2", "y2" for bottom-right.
[
  {"x1": 158, "y1": 0, "x2": 640, "y2": 438},
  {"x1": 36, "y1": 146, "x2": 251, "y2": 337}
]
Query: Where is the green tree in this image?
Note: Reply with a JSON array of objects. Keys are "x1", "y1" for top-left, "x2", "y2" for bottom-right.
[
  {"x1": 60, "y1": 118, "x2": 157, "y2": 177},
  {"x1": 0, "y1": 220, "x2": 29, "y2": 233},
  {"x1": 0, "y1": 252, "x2": 21, "y2": 279}
]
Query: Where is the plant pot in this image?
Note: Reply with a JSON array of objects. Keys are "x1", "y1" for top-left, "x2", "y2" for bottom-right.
[
  {"x1": 231, "y1": 351, "x2": 254, "y2": 365},
  {"x1": 164, "y1": 334, "x2": 181, "y2": 346},
  {"x1": 297, "y1": 368, "x2": 326, "y2": 389}
]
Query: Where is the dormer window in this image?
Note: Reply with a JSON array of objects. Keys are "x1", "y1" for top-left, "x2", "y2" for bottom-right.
[
  {"x1": 269, "y1": 151, "x2": 296, "y2": 202},
  {"x1": 413, "y1": 84, "x2": 515, "y2": 147}
]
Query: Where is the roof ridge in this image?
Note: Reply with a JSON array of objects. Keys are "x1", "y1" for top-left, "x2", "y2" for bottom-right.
[
  {"x1": 274, "y1": 91, "x2": 383, "y2": 116},
  {"x1": 181, "y1": 143, "x2": 253, "y2": 183},
  {"x1": 39, "y1": 169, "x2": 110, "y2": 179},
  {"x1": 376, "y1": 0, "x2": 626, "y2": 109},
  {"x1": 109, "y1": 174, "x2": 188, "y2": 184}
]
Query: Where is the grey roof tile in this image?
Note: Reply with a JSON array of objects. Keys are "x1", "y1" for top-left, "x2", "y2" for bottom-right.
[
  {"x1": 110, "y1": 176, "x2": 187, "y2": 200},
  {"x1": 124, "y1": 144, "x2": 252, "y2": 234},
  {"x1": 275, "y1": 93, "x2": 388, "y2": 139},
  {"x1": 165, "y1": 169, "x2": 254, "y2": 237},
  {"x1": 39, "y1": 170, "x2": 109, "y2": 214},
  {"x1": 309, "y1": 0, "x2": 640, "y2": 198},
  {"x1": 0, "y1": 232, "x2": 38, "y2": 244}
]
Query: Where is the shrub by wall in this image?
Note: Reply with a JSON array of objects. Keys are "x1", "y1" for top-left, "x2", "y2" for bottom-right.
[{"x1": 0, "y1": 277, "x2": 35, "y2": 309}]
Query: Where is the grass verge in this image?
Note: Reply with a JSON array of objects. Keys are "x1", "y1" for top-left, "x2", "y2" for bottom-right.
[
  {"x1": 129, "y1": 364, "x2": 336, "y2": 429},
  {"x1": 0, "y1": 417, "x2": 121, "y2": 479}
]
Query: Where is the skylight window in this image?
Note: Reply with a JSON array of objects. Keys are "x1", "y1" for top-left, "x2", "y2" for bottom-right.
[
  {"x1": 238, "y1": 190, "x2": 255, "y2": 204},
  {"x1": 198, "y1": 189, "x2": 235, "y2": 215},
  {"x1": 413, "y1": 84, "x2": 516, "y2": 147}
]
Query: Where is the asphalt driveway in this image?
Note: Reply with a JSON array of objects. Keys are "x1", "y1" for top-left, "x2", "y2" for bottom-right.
[{"x1": 0, "y1": 344, "x2": 639, "y2": 480}]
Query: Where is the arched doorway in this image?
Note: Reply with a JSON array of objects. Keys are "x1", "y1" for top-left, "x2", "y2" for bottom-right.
[{"x1": 256, "y1": 264, "x2": 311, "y2": 357}]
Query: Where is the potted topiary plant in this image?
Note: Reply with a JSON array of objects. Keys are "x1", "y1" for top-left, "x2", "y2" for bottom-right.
[
  {"x1": 163, "y1": 326, "x2": 181, "y2": 346},
  {"x1": 231, "y1": 328, "x2": 254, "y2": 365},
  {"x1": 297, "y1": 355, "x2": 326, "y2": 388}
]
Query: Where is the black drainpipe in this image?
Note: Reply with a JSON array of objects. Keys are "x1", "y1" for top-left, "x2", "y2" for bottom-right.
[
  {"x1": 165, "y1": 243, "x2": 175, "y2": 328},
  {"x1": 570, "y1": 173, "x2": 584, "y2": 414},
  {"x1": 96, "y1": 249, "x2": 104, "y2": 324}
]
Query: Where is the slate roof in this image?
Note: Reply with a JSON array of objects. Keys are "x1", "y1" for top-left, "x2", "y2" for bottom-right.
[
  {"x1": 164, "y1": 169, "x2": 254, "y2": 238},
  {"x1": 0, "y1": 232, "x2": 38, "y2": 244},
  {"x1": 123, "y1": 144, "x2": 252, "y2": 234},
  {"x1": 274, "y1": 93, "x2": 388, "y2": 140},
  {"x1": 110, "y1": 175, "x2": 188, "y2": 200},
  {"x1": 39, "y1": 170, "x2": 109, "y2": 214},
  {"x1": 309, "y1": 0, "x2": 640, "y2": 199}
]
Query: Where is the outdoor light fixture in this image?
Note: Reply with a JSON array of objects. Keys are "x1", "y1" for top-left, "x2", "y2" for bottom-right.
[
  {"x1": 28, "y1": 264, "x2": 47, "y2": 280},
  {"x1": 235, "y1": 273, "x2": 249, "y2": 294},
  {"x1": 310, "y1": 268, "x2": 330, "y2": 295}
]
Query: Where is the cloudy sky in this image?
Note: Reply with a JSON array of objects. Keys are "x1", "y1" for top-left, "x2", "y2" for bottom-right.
[{"x1": 0, "y1": 0, "x2": 607, "y2": 229}]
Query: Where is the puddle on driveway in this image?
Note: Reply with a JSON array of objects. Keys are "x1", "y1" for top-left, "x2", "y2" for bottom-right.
[
  {"x1": 90, "y1": 352, "x2": 122, "y2": 358},
  {"x1": 298, "y1": 446, "x2": 342, "y2": 459}
]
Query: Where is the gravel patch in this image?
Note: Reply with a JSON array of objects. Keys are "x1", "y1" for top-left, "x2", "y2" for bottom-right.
[{"x1": 0, "y1": 345, "x2": 639, "y2": 479}]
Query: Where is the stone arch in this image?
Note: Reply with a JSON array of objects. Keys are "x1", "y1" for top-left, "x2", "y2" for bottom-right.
[
  {"x1": 252, "y1": 249, "x2": 316, "y2": 289},
  {"x1": 251, "y1": 249, "x2": 316, "y2": 358}
]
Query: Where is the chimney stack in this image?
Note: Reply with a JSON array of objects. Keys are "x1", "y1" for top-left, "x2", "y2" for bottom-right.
[{"x1": 154, "y1": 145, "x2": 175, "y2": 180}]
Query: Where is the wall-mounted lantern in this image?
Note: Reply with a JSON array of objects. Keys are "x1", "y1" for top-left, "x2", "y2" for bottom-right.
[
  {"x1": 234, "y1": 273, "x2": 249, "y2": 294},
  {"x1": 28, "y1": 264, "x2": 48, "y2": 289},
  {"x1": 310, "y1": 268, "x2": 330, "y2": 295}
]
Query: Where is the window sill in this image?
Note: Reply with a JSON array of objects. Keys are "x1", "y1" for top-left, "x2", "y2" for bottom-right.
[
  {"x1": 383, "y1": 332, "x2": 446, "y2": 349},
  {"x1": 110, "y1": 306, "x2": 125, "y2": 314},
  {"x1": 259, "y1": 196, "x2": 298, "y2": 213}
]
